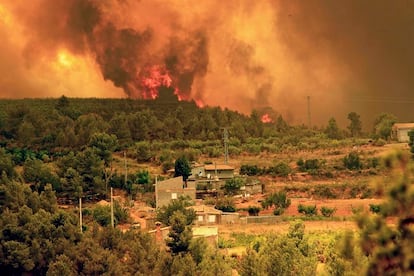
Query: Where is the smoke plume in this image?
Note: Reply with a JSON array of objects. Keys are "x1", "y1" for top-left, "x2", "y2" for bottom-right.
[{"x1": 1, "y1": 0, "x2": 414, "y2": 125}]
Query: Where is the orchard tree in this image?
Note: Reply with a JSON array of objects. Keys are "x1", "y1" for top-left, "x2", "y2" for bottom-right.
[
  {"x1": 223, "y1": 177, "x2": 244, "y2": 195},
  {"x1": 325, "y1": 117, "x2": 341, "y2": 139},
  {"x1": 347, "y1": 112, "x2": 362, "y2": 137},
  {"x1": 373, "y1": 113, "x2": 397, "y2": 140}
]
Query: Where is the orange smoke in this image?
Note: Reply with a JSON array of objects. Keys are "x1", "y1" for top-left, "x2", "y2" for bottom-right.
[{"x1": 1, "y1": 0, "x2": 414, "y2": 125}]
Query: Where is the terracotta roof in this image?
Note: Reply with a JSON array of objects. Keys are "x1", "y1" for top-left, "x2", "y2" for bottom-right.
[
  {"x1": 188, "y1": 205, "x2": 222, "y2": 215},
  {"x1": 393, "y1": 123, "x2": 414, "y2": 129},
  {"x1": 204, "y1": 164, "x2": 234, "y2": 171}
]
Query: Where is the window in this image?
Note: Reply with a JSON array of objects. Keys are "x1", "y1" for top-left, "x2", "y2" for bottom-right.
[
  {"x1": 208, "y1": 215, "x2": 216, "y2": 223},
  {"x1": 171, "y1": 193, "x2": 177, "y2": 199},
  {"x1": 198, "y1": 215, "x2": 204, "y2": 222}
]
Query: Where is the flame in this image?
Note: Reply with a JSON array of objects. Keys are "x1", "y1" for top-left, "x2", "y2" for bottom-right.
[
  {"x1": 261, "y1": 113, "x2": 272, "y2": 123},
  {"x1": 139, "y1": 65, "x2": 173, "y2": 99},
  {"x1": 194, "y1": 99, "x2": 205, "y2": 108},
  {"x1": 57, "y1": 50, "x2": 75, "y2": 68}
]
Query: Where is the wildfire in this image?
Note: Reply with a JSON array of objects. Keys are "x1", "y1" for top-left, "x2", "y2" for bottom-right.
[
  {"x1": 261, "y1": 113, "x2": 273, "y2": 123},
  {"x1": 138, "y1": 65, "x2": 173, "y2": 99},
  {"x1": 194, "y1": 99, "x2": 205, "y2": 108},
  {"x1": 136, "y1": 65, "x2": 205, "y2": 107},
  {"x1": 57, "y1": 50, "x2": 75, "y2": 68}
]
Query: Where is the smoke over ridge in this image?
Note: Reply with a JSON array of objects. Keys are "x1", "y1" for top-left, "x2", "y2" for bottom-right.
[{"x1": 1, "y1": 0, "x2": 414, "y2": 125}]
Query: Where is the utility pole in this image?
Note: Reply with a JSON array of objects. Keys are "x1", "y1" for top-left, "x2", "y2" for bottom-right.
[
  {"x1": 124, "y1": 151, "x2": 128, "y2": 187},
  {"x1": 307, "y1": 96, "x2": 311, "y2": 128},
  {"x1": 110, "y1": 187, "x2": 114, "y2": 228},
  {"x1": 222, "y1": 127, "x2": 229, "y2": 164},
  {"x1": 79, "y1": 196, "x2": 82, "y2": 233},
  {"x1": 155, "y1": 175, "x2": 158, "y2": 209}
]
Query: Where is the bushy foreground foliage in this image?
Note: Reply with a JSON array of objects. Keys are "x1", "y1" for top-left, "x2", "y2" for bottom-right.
[
  {"x1": 239, "y1": 220, "x2": 317, "y2": 275},
  {"x1": 0, "y1": 176, "x2": 232, "y2": 275}
]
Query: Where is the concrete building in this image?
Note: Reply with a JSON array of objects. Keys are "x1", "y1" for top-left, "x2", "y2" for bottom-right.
[
  {"x1": 392, "y1": 123, "x2": 414, "y2": 142},
  {"x1": 190, "y1": 205, "x2": 223, "y2": 225},
  {"x1": 204, "y1": 164, "x2": 235, "y2": 179},
  {"x1": 155, "y1": 176, "x2": 196, "y2": 208},
  {"x1": 190, "y1": 163, "x2": 235, "y2": 180}
]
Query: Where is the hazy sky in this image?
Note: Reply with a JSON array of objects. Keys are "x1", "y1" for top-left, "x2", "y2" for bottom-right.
[{"x1": 1, "y1": 0, "x2": 414, "y2": 126}]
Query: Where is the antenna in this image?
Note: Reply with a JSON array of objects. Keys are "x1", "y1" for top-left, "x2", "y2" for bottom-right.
[
  {"x1": 307, "y1": 96, "x2": 311, "y2": 127},
  {"x1": 222, "y1": 127, "x2": 229, "y2": 164}
]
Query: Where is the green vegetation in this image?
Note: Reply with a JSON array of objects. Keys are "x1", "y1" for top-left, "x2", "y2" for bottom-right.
[
  {"x1": 1, "y1": 97, "x2": 413, "y2": 274},
  {"x1": 409, "y1": 129, "x2": 414, "y2": 157},
  {"x1": 214, "y1": 197, "x2": 236, "y2": 212},
  {"x1": 298, "y1": 204, "x2": 318, "y2": 216},
  {"x1": 320, "y1": 206, "x2": 337, "y2": 217},
  {"x1": 343, "y1": 152, "x2": 363, "y2": 170},
  {"x1": 223, "y1": 177, "x2": 245, "y2": 195},
  {"x1": 261, "y1": 191, "x2": 291, "y2": 215}
]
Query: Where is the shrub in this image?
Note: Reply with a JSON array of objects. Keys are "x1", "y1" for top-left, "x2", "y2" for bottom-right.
[
  {"x1": 314, "y1": 185, "x2": 337, "y2": 199},
  {"x1": 343, "y1": 152, "x2": 362, "y2": 170},
  {"x1": 298, "y1": 204, "x2": 318, "y2": 216},
  {"x1": 240, "y1": 164, "x2": 262, "y2": 176},
  {"x1": 247, "y1": 206, "x2": 261, "y2": 216},
  {"x1": 215, "y1": 197, "x2": 236, "y2": 212},
  {"x1": 135, "y1": 141, "x2": 154, "y2": 162},
  {"x1": 223, "y1": 177, "x2": 245, "y2": 195},
  {"x1": 266, "y1": 162, "x2": 292, "y2": 177},
  {"x1": 369, "y1": 204, "x2": 381, "y2": 214},
  {"x1": 93, "y1": 205, "x2": 111, "y2": 226},
  {"x1": 262, "y1": 191, "x2": 291, "y2": 215},
  {"x1": 320, "y1": 206, "x2": 337, "y2": 217},
  {"x1": 366, "y1": 157, "x2": 380, "y2": 169},
  {"x1": 297, "y1": 158, "x2": 325, "y2": 174},
  {"x1": 92, "y1": 200, "x2": 128, "y2": 226},
  {"x1": 273, "y1": 207, "x2": 284, "y2": 216},
  {"x1": 372, "y1": 138, "x2": 386, "y2": 146},
  {"x1": 350, "y1": 205, "x2": 363, "y2": 215}
]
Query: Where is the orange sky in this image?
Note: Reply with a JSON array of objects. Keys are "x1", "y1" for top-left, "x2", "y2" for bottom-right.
[{"x1": 1, "y1": 0, "x2": 414, "y2": 126}]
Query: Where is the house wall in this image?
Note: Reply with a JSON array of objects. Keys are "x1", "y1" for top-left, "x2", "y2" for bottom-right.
[
  {"x1": 221, "y1": 212, "x2": 240, "y2": 224},
  {"x1": 205, "y1": 169, "x2": 234, "y2": 179},
  {"x1": 195, "y1": 213, "x2": 221, "y2": 225},
  {"x1": 156, "y1": 178, "x2": 196, "y2": 208},
  {"x1": 157, "y1": 187, "x2": 196, "y2": 208},
  {"x1": 397, "y1": 128, "x2": 412, "y2": 142}
]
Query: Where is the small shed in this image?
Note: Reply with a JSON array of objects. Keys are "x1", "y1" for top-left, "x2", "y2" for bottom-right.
[{"x1": 392, "y1": 123, "x2": 414, "y2": 142}]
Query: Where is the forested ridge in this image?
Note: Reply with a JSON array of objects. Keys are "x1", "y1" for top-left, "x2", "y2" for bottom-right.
[{"x1": 1, "y1": 96, "x2": 414, "y2": 275}]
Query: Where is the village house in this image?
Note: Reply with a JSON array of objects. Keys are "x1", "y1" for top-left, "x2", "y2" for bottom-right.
[
  {"x1": 392, "y1": 123, "x2": 414, "y2": 142},
  {"x1": 190, "y1": 204, "x2": 223, "y2": 225},
  {"x1": 189, "y1": 163, "x2": 235, "y2": 191},
  {"x1": 155, "y1": 176, "x2": 196, "y2": 208}
]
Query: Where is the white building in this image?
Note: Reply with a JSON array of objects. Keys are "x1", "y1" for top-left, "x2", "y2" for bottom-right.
[{"x1": 392, "y1": 123, "x2": 414, "y2": 142}]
